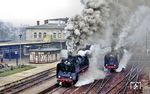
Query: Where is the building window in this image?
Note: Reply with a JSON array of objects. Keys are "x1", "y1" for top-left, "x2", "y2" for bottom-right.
[
  {"x1": 53, "y1": 33, "x2": 56, "y2": 39},
  {"x1": 43, "y1": 32, "x2": 47, "y2": 38},
  {"x1": 58, "y1": 33, "x2": 61, "y2": 38},
  {"x1": 39, "y1": 32, "x2": 42, "y2": 38},
  {"x1": 34, "y1": 32, "x2": 37, "y2": 38}
]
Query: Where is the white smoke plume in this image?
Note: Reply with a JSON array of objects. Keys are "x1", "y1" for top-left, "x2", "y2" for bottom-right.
[
  {"x1": 116, "y1": 6, "x2": 150, "y2": 53},
  {"x1": 114, "y1": 5, "x2": 150, "y2": 71},
  {"x1": 75, "y1": 45, "x2": 111, "y2": 86},
  {"x1": 116, "y1": 49, "x2": 132, "y2": 72},
  {"x1": 77, "y1": 50, "x2": 91, "y2": 57},
  {"x1": 60, "y1": 50, "x2": 69, "y2": 59}
]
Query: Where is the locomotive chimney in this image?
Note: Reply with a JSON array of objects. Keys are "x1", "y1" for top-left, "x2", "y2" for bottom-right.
[{"x1": 37, "y1": 21, "x2": 40, "y2": 25}]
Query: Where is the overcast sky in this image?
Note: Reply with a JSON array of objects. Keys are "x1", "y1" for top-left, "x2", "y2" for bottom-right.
[{"x1": 0, "y1": 0, "x2": 83, "y2": 26}]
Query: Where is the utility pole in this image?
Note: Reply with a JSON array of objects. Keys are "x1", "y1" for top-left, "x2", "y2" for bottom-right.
[{"x1": 19, "y1": 34, "x2": 22, "y2": 62}]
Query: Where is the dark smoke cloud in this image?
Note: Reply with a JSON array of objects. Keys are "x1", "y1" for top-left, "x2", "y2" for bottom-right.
[{"x1": 65, "y1": 0, "x2": 110, "y2": 54}]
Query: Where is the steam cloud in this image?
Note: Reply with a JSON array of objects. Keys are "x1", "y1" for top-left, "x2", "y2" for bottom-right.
[
  {"x1": 116, "y1": 49, "x2": 132, "y2": 72},
  {"x1": 75, "y1": 45, "x2": 110, "y2": 86},
  {"x1": 60, "y1": 50, "x2": 69, "y2": 59}
]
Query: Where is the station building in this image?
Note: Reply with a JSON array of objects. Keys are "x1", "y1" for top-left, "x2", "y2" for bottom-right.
[
  {"x1": 0, "y1": 18, "x2": 68, "y2": 61},
  {"x1": 26, "y1": 18, "x2": 68, "y2": 42}
]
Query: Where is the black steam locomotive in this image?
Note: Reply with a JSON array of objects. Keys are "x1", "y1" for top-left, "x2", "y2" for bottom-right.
[
  {"x1": 56, "y1": 55, "x2": 89, "y2": 86},
  {"x1": 104, "y1": 48, "x2": 124, "y2": 72}
]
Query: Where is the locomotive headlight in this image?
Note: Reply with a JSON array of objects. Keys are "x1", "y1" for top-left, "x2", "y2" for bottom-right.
[
  {"x1": 59, "y1": 82, "x2": 62, "y2": 86},
  {"x1": 58, "y1": 76, "x2": 61, "y2": 78}
]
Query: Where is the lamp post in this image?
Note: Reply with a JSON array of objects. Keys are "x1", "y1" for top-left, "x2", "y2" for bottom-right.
[{"x1": 19, "y1": 34, "x2": 22, "y2": 62}]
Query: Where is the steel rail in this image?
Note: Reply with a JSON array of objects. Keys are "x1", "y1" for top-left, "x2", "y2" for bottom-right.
[
  {"x1": 0, "y1": 67, "x2": 56, "y2": 94},
  {"x1": 102, "y1": 65, "x2": 139, "y2": 94}
]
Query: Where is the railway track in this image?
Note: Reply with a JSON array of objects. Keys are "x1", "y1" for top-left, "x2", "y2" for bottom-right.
[
  {"x1": 38, "y1": 84, "x2": 60, "y2": 94},
  {"x1": 39, "y1": 55, "x2": 145, "y2": 94},
  {"x1": 40, "y1": 86, "x2": 72, "y2": 94},
  {"x1": 0, "y1": 67, "x2": 56, "y2": 94},
  {"x1": 103, "y1": 65, "x2": 143, "y2": 94},
  {"x1": 41, "y1": 64, "x2": 143, "y2": 94}
]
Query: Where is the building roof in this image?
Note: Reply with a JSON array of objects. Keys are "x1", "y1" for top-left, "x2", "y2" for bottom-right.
[
  {"x1": 0, "y1": 41, "x2": 51, "y2": 47},
  {"x1": 30, "y1": 48, "x2": 61, "y2": 52},
  {"x1": 26, "y1": 23, "x2": 66, "y2": 29},
  {"x1": 48, "y1": 17, "x2": 69, "y2": 23}
]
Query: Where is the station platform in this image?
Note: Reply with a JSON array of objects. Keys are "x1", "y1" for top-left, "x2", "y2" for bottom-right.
[{"x1": 0, "y1": 62, "x2": 58, "y2": 87}]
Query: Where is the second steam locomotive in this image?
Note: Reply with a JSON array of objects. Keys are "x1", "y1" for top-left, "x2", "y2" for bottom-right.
[{"x1": 104, "y1": 48, "x2": 124, "y2": 72}]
